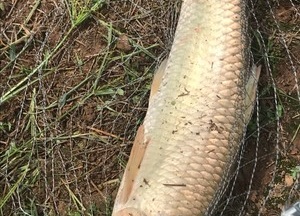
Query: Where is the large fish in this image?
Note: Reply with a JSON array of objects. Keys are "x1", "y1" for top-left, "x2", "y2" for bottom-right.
[{"x1": 113, "y1": 0, "x2": 260, "y2": 215}]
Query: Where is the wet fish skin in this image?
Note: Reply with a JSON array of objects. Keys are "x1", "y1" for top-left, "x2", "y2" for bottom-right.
[{"x1": 113, "y1": 0, "x2": 258, "y2": 215}]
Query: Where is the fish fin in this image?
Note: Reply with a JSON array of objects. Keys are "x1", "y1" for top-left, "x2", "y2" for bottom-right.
[
  {"x1": 149, "y1": 59, "x2": 168, "y2": 100},
  {"x1": 113, "y1": 59, "x2": 166, "y2": 211},
  {"x1": 245, "y1": 65, "x2": 261, "y2": 124},
  {"x1": 114, "y1": 125, "x2": 148, "y2": 209}
]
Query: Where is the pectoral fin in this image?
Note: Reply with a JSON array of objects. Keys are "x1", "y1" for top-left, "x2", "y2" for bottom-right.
[
  {"x1": 245, "y1": 65, "x2": 261, "y2": 124},
  {"x1": 114, "y1": 125, "x2": 148, "y2": 209},
  {"x1": 149, "y1": 59, "x2": 168, "y2": 100},
  {"x1": 114, "y1": 60, "x2": 166, "y2": 214}
]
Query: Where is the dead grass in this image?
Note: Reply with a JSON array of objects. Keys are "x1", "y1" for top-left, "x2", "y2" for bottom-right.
[
  {"x1": 0, "y1": 0, "x2": 180, "y2": 215},
  {"x1": 0, "y1": 0, "x2": 299, "y2": 215}
]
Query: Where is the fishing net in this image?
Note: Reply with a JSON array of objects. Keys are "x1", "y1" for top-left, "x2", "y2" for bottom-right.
[{"x1": 0, "y1": 0, "x2": 299, "y2": 215}]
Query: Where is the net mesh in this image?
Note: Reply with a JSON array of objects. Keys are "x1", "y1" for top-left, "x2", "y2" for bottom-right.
[{"x1": 0, "y1": 0, "x2": 299, "y2": 215}]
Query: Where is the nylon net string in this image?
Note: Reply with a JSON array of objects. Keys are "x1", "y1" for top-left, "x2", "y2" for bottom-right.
[{"x1": 0, "y1": 0, "x2": 299, "y2": 215}]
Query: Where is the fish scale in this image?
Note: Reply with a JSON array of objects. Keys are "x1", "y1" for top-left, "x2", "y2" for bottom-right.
[{"x1": 113, "y1": 0, "x2": 258, "y2": 215}]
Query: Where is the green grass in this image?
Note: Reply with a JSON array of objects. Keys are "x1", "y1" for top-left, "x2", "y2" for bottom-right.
[
  {"x1": 0, "y1": 0, "x2": 299, "y2": 215},
  {"x1": 0, "y1": 0, "x2": 159, "y2": 215}
]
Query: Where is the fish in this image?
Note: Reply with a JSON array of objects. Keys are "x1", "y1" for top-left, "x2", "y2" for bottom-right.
[{"x1": 112, "y1": 0, "x2": 260, "y2": 215}]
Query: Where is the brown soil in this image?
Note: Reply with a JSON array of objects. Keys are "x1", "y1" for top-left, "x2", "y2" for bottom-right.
[{"x1": 0, "y1": 0, "x2": 299, "y2": 215}]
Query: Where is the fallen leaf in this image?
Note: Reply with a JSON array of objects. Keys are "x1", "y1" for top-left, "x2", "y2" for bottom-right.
[{"x1": 285, "y1": 174, "x2": 294, "y2": 187}]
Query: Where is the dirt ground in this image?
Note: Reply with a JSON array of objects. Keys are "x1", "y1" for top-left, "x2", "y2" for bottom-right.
[{"x1": 0, "y1": 0, "x2": 299, "y2": 215}]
